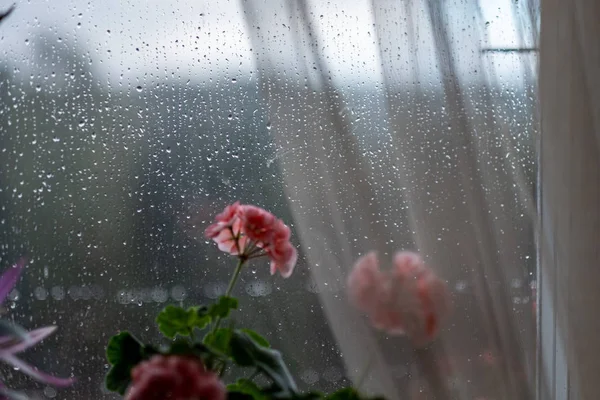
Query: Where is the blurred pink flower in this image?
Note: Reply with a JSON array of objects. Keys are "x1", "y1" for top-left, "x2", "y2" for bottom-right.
[
  {"x1": 481, "y1": 349, "x2": 497, "y2": 365},
  {"x1": 392, "y1": 251, "x2": 427, "y2": 280},
  {"x1": 126, "y1": 355, "x2": 225, "y2": 400},
  {"x1": 347, "y1": 252, "x2": 384, "y2": 313},
  {"x1": 347, "y1": 251, "x2": 451, "y2": 347},
  {"x1": 205, "y1": 203, "x2": 297, "y2": 278}
]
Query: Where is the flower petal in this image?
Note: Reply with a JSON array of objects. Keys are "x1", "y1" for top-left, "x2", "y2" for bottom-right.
[
  {"x1": 347, "y1": 251, "x2": 383, "y2": 312},
  {"x1": 238, "y1": 205, "x2": 277, "y2": 244},
  {"x1": 2, "y1": 354, "x2": 75, "y2": 387},
  {"x1": 278, "y1": 247, "x2": 297, "y2": 278},
  {"x1": 0, "y1": 326, "x2": 57, "y2": 355},
  {"x1": 0, "y1": 259, "x2": 26, "y2": 305}
]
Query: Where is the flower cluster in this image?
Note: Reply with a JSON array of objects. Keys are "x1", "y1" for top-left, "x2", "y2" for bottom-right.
[
  {"x1": 126, "y1": 355, "x2": 225, "y2": 400},
  {"x1": 105, "y1": 202, "x2": 454, "y2": 400},
  {"x1": 347, "y1": 251, "x2": 451, "y2": 347},
  {"x1": 204, "y1": 202, "x2": 297, "y2": 278}
]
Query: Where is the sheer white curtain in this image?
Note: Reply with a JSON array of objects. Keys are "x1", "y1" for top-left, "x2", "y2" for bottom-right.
[
  {"x1": 539, "y1": 1, "x2": 600, "y2": 399},
  {"x1": 241, "y1": 0, "x2": 538, "y2": 398}
]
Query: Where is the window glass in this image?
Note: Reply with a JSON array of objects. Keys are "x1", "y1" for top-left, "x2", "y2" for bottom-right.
[{"x1": 0, "y1": 0, "x2": 538, "y2": 398}]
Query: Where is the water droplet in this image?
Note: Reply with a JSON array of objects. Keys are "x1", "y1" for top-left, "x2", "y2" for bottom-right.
[
  {"x1": 44, "y1": 386, "x2": 57, "y2": 398},
  {"x1": 136, "y1": 86, "x2": 143, "y2": 92}
]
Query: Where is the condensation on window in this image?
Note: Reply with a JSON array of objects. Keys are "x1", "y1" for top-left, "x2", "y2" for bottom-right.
[{"x1": 0, "y1": 0, "x2": 538, "y2": 398}]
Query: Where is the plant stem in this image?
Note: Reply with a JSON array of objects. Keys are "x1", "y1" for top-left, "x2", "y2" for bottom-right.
[
  {"x1": 225, "y1": 258, "x2": 245, "y2": 297},
  {"x1": 212, "y1": 258, "x2": 245, "y2": 334},
  {"x1": 218, "y1": 361, "x2": 227, "y2": 378},
  {"x1": 248, "y1": 368, "x2": 260, "y2": 382}
]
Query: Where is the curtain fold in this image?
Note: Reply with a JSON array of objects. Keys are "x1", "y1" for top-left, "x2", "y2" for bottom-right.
[
  {"x1": 240, "y1": 2, "x2": 403, "y2": 398},
  {"x1": 539, "y1": 0, "x2": 600, "y2": 398},
  {"x1": 370, "y1": 0, "x2": 536, "y2": 397},
  {"x1": 242, "y1": 0, "x2": 538, "y2": 399}
]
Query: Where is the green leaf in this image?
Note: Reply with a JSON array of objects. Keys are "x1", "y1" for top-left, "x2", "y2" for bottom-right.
[
  {"x1": 325, "y1": 388, "x2": 383, "y2": 400},
  {"x1": 227, "y1": 379, "x2": 268, "y2": 400},
  {"x1": 227, "y1": 379, "x2": 322, "y2": 400},
  {"x1": 264, "y1": 386, "x2": 323, "y2": 400},
  {"x1": 105, "y1": 332, "x2": 157, "y2": 395},
  {"x1": 106, "y1": 362, "x2": 133, "y2": 395},
  {"x1": 240, "y1": 329, "x2": 270, "y2": 348},
  {"x1": 287, "y1": 392, "x2": 324, "y2": 400},
  {"x1": 228, "y1": 392, "x2": 256, "y2": 400},
  {"x1": 295, "y1": 392, "x2": 324, "y2": 400},
  {"x1": 325, "y1": 388, "x2": 359, "y2": 400},
  {"x1": 156, "y1": 305, "x2": 210, "y2": 338},
  {"x1": 229, "y1": 330, "x2": 298, "y2": 396},
  {"x1": 168, "y1": 339, "x2": 222, "y2": 359},
  {"x1": 106, "y1": 332, "x2": 143, "y2": 366},
  {"x1": 208, "y1": 296, "x2": 239, "y2": 319},
  {"x1": 203, "y1": 327, "x2": 233, "y2": 354}
]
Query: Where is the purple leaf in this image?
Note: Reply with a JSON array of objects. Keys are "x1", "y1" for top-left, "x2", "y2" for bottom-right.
[
  {"x1": 0, "y1": 259, "x2": 26, "y2": 305},
  {"x1": 0, "y1": 321, "x2": 29, "y2": 344},
  {"x1": 1, "y1": 353, "x2": 75, "y2": 387},
  {"x1": 0, "y1": 326, "x2": 57, "y2": 355}
]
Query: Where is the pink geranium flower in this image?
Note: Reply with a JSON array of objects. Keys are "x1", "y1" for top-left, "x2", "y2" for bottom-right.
[
  {"x1": 238, "y1": 205, "x2": 277, "y2": 244},
  {"x1": 211, "y1": 219, "x2": 248, "y2": 255},
  {"x1": 205, "y1": 203, "x2": 297, "y2": 278},
  {"x1": 125, "y1": 355, "x2": 225, "y2": 400},
  {"x1": 268, "y1": 239, "x2": 298, "y2": 278},
  {"x1": 347, "y1": 250, "x2": 451, "y2": 347},
  {"x1": 263, "y1": 220, "x2": 297, "y2": 277},
  {"x1": 204, "y1": 202, "x2": 241, "y2": 239}
]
